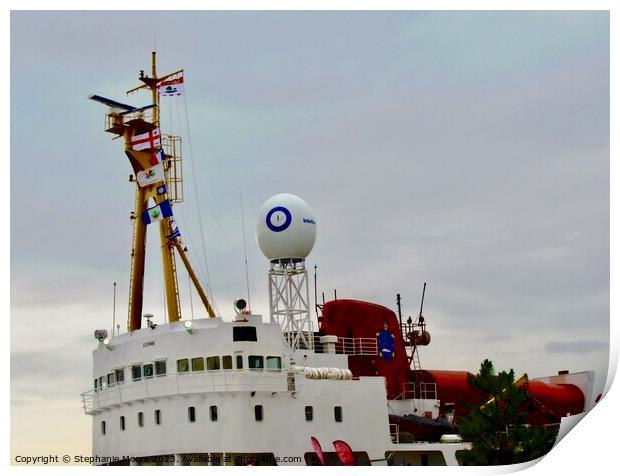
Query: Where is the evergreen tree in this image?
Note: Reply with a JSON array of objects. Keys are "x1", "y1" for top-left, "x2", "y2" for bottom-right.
[{"x1": 456, "y1": 359, "x2": 559, "y2": 465}]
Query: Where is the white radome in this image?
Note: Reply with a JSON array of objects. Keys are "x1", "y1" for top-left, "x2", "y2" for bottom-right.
[{"x1": 256, "y1": 193, "x2": 317, "y2": 261}]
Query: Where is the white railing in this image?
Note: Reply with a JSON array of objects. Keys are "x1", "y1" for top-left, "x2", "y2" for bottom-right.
[
  {"x1": 81, "y1": 369, "x2": 287, "y2": 415},
  {"x1": 394, "y1": 382, "x2": 437, "y2": 400},
  {"x1": 313, "y1": 336, "x2": 378, "y2": 355}
]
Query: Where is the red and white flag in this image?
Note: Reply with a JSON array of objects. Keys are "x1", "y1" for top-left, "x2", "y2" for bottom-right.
[
  {"x1": 159, "y1": 76, "x2": 184, "y2": 96},
  {"x1": 130, "y1": 128, "x2": 161, "y2": 151}
]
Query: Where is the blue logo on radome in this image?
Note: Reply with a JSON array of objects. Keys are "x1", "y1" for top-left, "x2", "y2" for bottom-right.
[
  {"x1": 266, "y1": 206, "x2": 292, "y2": 232},
  {"x1": 303, "y1": 218, "x2": 316, "y2": 225}
]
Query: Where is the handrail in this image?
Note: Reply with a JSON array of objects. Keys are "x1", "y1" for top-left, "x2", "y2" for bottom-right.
[{"x1": 82, "y1": 368, "x2": 287, "y2": 414}]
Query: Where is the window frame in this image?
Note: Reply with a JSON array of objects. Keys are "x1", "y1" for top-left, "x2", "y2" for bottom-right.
[
  {"x1": 266, "y1": 356, "x2": 282, "y2": 371},
  {"x1": 248, "y1": 355, "x2": 264, "y2": 370},
  {"x1": 132, "y1": 365, "x2": 142, "y2": 381},
  {"x1": 143, "y1": 363, "x2": 154, "y2": 379},
  {"x1": 177, "y1": 358, "x2": 190, "y2": 373},
  {"x1": 206, "y1": 356, "x2": 221, "y2": 371},
  {"x1": 155, "y1": 360, "x2": 167, "y2": 376},
  {"x1": 191, "y1": 357, "x2": 205, "y2": 372}
]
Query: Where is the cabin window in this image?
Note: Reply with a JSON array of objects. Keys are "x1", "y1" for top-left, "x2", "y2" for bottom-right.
[
  {"x1": 236, "y1": 355, "x2": 243, "y2": 369},
  {"x1": 222, "y1": 355, "x2": 233, "y2": 370},
  {"x1": 191, "y1": 357, "x2": 205, "y2": 372},
  {"x1": 177, "y1": 359, "x2": 190, "y2": 373},
  {"x1": 155, "y1": 410, "x2": 161, "y2": 425},
  {"x1": 138, "y1": 412, "x2": 144, "y2": 427},
  {"x1": 210, "y1": 405, "x2": 218, "y2": 421},
  {"x1": 115, "y1": 368, "x2": 125, "y2": 383},
  {"x1": 101, "y1": 421, "x2": 106, "y2": 435},
  {"x1": 107, "y1": 372, "x2": 115, "y2": 386},
  {"x1": 155, "y1": 360, "x2": 166, "y2": 376},
  {"x1": 99, "y1": 376, "x2": 104, "y2": 389},
  {"x1": 132, "y1": 365, "x2": 142, "y2": 381},
  {"x1": 305, "y1": 406, "x2": 313, "y2": 422},
  {"x1": 249, "y1": 356, "x2": 264, "y2": 370},
  {"x1": 233, "y1": 326, "x2": 257, "y2": 342},
  {"x1": 188, "y1": 406, "x2": 196, "y2": 423},
  {"x1": 421, "y1": 454, "x2": 429, "y2": 466},
  {"x1": 143, "y1": 363, "x2": 154, "y2": 378},
  {"x1": 266, "y1": 356, "x2": 282, "y2": 371},
  {"x1": 94, "y1": 379, "x2": 98, "y2": 392},
  {"x1": 334, "y1": 406, "x2": 343, "y2": 422},
  {"x1": 120, "y1": 416, "x2": 125, "y2": 431},
  {"x1": 206, "y1": 356, "x2": 220, "y2": 371},
  {"x1": 254, "y1": 405, "x2": 263, "y2": 421}
]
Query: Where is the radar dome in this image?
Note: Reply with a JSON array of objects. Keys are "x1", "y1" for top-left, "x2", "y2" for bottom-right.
[{"x1": 256, "y1": 193, "x2": 317, "y2": 261}]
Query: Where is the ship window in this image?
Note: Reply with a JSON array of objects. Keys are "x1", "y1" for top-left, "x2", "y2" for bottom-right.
[
  {"x1": 138, "y1": 412, "x2": 144, "y2": 427},
  {"x1": 101, "y1": 421, "x2": 106, "y2": 435},
  {"x1": 206, "y1": 356, "x2": 220, "y2": 371},
  {"x1": 143, "y1": 364, "x2": 154, "y2": 378},
  {"x1": 191, "y1": 357, "x2": 205, "y2": 372},
  {"x1": 233, "y1": 326, "x2": 257, "y2": 342},
  {"x1": 132, "y1": 365, "x2": 142, "y2": 381},
  {"x1": 188, "y1": 406, "x2": 196, "y2": 423},
  {"x1": 249, "y1": 356, "x2": 264, "y2": 370},
  {"x1": 155, "y1": 360, "x2": 166, "y2": 376},
  {"x1": 236, "y1": 355, "x2": 244, "y2": 369},
  {"x1": 210, "y1": 405, "x2": 218, "y2": 421},
  {"x1": 334, "y1": 406, "x2": 343, "y2": 422},
  {"x1": 115, "y1": 368, "x2": 125, "y2": 383},
  {"x1": 254, "y1": 405, "x2": 263, "y2": 421},
  {"x1": 266, "y1": 356, "x2": 282, "y2": 370},
  {"x1": 155, "y1": 410, "x2": 161, "y2": 425},
  {"x1": 94, "y1": 379, "x2": 98, "y2": 392},
  {"x1": 120, "y1": 416, "x2": 125, "y2": 431},
  {"x1": 421, "y1": 454, "x2": 429, "y2": 466},
  {"x1": 222, "y1": 355, "x2": 233, "y2": 370},
  {"x1": 177, "y1": 359, "x2": 190, "y2": 373},
  {"x1": 99, "y1": 376, "x2": 104, "y2": 389},
  {"x1": 107, "y1": 372, "x2": 115, "y2": 386},
  {"x1": 305, "y1": 406, "x2": 313, "y2": 422}
]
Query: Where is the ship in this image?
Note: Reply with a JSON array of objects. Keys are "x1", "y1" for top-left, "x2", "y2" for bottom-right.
[{"x1": 82, "y1": 53, "x2": 596, "y2": 466}]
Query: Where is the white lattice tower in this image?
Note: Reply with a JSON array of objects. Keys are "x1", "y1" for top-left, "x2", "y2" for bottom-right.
[{"x1": 268, "y1": 259, "x2": 314, "y2": 350}]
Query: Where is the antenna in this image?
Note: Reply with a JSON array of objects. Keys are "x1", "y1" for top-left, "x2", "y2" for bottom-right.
[
  {"x1": 240, "y1": 192, "x2": 251, "y2": 310},
  {"x1": 112, "y1": 282, "x2": 117, "y2": 337},
  {"x1": 418, "y1": 282, "x2": 427, "y2": 320},
  {"x1": 314, "y1": 264, "x2": 318, "y2": 319}
]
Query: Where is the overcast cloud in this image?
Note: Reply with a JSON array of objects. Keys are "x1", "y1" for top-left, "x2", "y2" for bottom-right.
[{"x1": 11, "y1": 11, "x2": 609, "y2": 459}]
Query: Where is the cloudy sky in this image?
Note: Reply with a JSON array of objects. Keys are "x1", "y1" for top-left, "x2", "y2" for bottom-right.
[{"x1": 10, "y1": 11, "x2": 609, "y2": 459}]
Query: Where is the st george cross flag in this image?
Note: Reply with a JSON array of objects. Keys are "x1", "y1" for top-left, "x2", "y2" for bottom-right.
[
  {"x1": 131, "y1": 128, "x2": 161, "y2": 151},
  {"x1": 159, "y1": 76, "x2": 184, "y2": 96},
  {"x1": 141, "y1": 199, "x2": 173, "y2": 225},
  {"x1": 149, "y1": 149, "x2": 165, "y2": 166},
  {"x1": 136, "y1": 163, "x2": 164, "y2": 187}
]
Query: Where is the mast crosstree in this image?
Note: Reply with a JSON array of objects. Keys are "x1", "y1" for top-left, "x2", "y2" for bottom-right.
[{"x1": 90, "y1": 52, "x2": 215, "y2": 332}]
